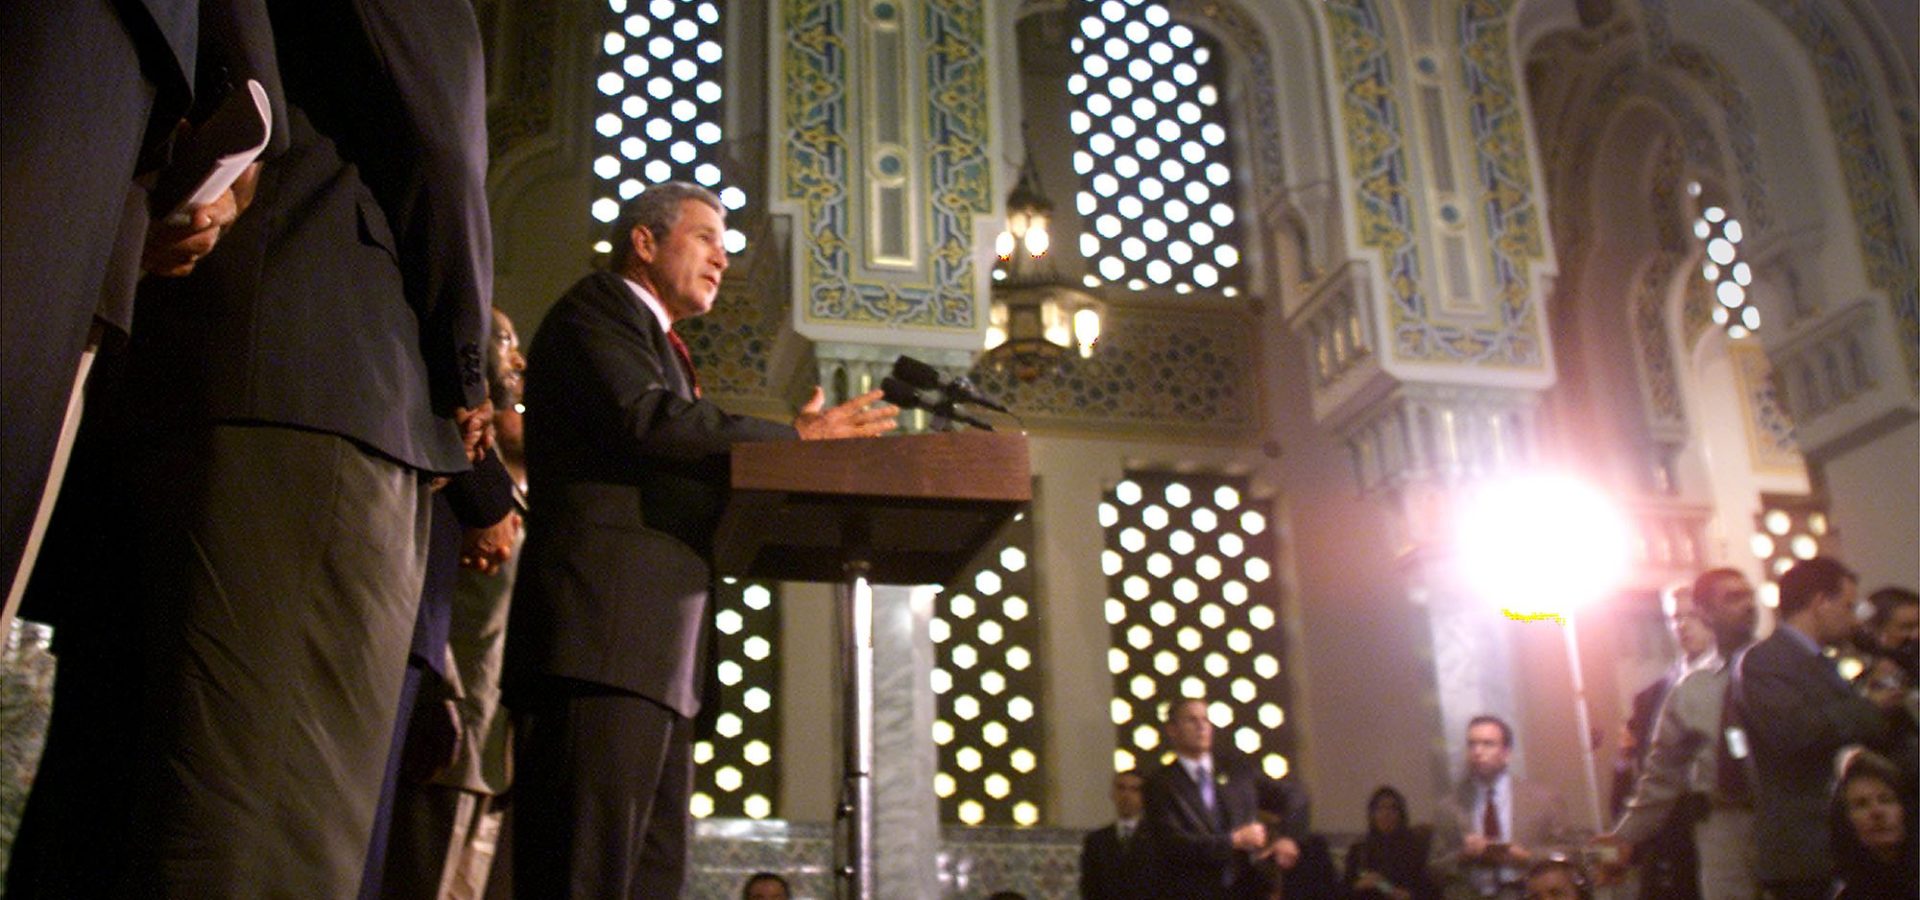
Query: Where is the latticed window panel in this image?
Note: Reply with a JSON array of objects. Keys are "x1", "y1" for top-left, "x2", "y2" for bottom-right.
[
  {"x1": 1750, "y1": 496, "x2": 1837, "y2": 592},
  {"x1": 931, "y1": 512, "x2": 1045, "y2": 827},
  {"x1": 590, "y1": 0, "x2": 746, "y2": 253},
  {"x1": 1067, "y1": 0, "x2": 1244, "y2": 296},
  {"x1": 1691, "y1": 183, "x2": 1756, "y2": 338},
  {"x1": 1100, "y1": 473, "x2": 1293, "y2": 778},
  {"x1": 691, "y1": 578, "x2": 781, "y2": 820}
]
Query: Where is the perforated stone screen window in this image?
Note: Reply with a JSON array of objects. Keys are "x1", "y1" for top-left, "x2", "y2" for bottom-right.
[
  {"x1": 931, "y1": 512, "x2": 1045, "y2": 827},
  {"x1": 1690, "y1": 183, "x2": 1757, "y2": 338},
  {"x1": 1067, "y1": 0, "x2": 1244, "y2": 296},
  {"x1": 690, "y1": 578, "x2": 781, "y2": 820},
  {"x1": 591, "y1": 0, "x2": 746, "y2": 253},
  {"x1": 1100, "y1": 473, "x2": 1293, "y2": 777},
  {"x1": 1750, "y1": 496, "x2": 1837, "y2": 597}
]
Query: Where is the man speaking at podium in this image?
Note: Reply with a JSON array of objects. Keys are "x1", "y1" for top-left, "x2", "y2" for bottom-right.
[{"x1": 503, "y1": 182, "x2": 895, "y2": 899}]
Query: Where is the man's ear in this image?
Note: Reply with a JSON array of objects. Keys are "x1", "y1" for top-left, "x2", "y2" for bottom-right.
[{"x1": 629, "y1": 224, "x2": 657, "y2": 264}]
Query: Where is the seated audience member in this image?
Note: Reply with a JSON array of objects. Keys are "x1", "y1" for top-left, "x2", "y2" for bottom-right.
[
  {"x1": 1432, "y1": 715, "x2": 1573, "y2": 899},
  {"x1": 1521, "y1": 857, "x2": 1591, "y2": 900},
  {"x1": 741, "y1": 871, "x2": 790, "y2": 900},
  {"x1": 1143, "y1": 696, "x2": 1312, "y2": 899},
  {"x1": 1830, "y1": 750, "x2": 1917, "y2": 900},
  {"x1": 1345, "y1": 786, "x2": 1437, "y2": 900},
  {"x1": 1081, "y1": 769, "x2": 1155, "y2": 900}
]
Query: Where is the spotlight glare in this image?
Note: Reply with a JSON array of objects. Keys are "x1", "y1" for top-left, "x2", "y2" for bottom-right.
[{"x1": 1454, "y1": 474, "x2": 1632, "y2": 620}]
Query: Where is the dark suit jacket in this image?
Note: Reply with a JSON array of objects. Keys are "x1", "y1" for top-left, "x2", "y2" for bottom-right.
[
  {"x1": 1736, "y1": 627, "x2": 1890, "y2": 884},
  {"x1": 504, "y1": 271, "x2": 796, "y2": 717},
  {"x1": 128, "y1": 0, "x2": 490, "y2": 474},
  {"x1": 1081, "y1": 821, "x2": 1156, "y2": 900},
  {"x1": 1143, "y1": 751, "x2": 1311, "y2": 900},
  {"x1": 0, "y1": 0, "x2": 282, "y2": 595}
]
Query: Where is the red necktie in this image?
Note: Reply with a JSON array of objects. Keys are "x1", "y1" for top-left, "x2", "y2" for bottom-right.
[
  {"x1": 1482, "y1": 787, "x2": 1501, "y2": 839},
  {"x1": 665, "y1": 330, "x2": 701, "y2": 399}
]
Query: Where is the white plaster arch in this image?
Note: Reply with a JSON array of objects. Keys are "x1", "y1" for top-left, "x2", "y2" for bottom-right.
[
  {"x1": 1662, "y1": 1, "x2": 1867, "y2": 297},
  {"x1": 1550, "y1": 99, "x2": 1690, "y2": 492},
  {"x1": 1511, "y1": 0, "x2": 1583, "y2": 62}
]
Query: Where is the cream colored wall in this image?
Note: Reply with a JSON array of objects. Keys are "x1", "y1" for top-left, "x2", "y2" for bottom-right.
[{"x1": 1820, "y1": 418, "x2": 1920, "y2": 592}]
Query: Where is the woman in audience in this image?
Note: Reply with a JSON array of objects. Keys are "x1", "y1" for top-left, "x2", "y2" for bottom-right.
[
  {"x1": 1830, "y1": 750, "x2": 1916, "y2": 900},
  {"x1": 1344, "y1": 785, "x2": 1437, "y2": 900}
]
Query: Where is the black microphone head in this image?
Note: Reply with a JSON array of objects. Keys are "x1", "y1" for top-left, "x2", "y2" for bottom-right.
[
  {"x1": 892, "y1": 355, "x2": 945, "y2": 390},
  {"x1": 880, "y1": 376, "x2": 925, "y2": 409}
]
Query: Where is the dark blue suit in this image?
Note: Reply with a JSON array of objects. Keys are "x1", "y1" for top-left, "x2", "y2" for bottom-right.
[
  {"x1": 1737, "y1": 627, "x2": 1890, "y2": 891},
  {"x1": 1143, "y1": 751, "x2": 1312, "y2": 900},
  {"x1": 13, "y1": 0, "x2": 493, "y2": 895},
  {"x1": 504, "y1": 270, "x2": 797, "y2": 898}
]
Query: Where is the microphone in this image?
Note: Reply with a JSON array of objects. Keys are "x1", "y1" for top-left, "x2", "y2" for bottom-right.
[
  {"x1": 891, "y1": 356, "x2": 1010, "y2": 413},
  {"x1": 880, "y1": 375, "x2": 929, "y2": 410},
  {"x1": 946, "y1": 374, "x2": 1010, "y2": 414},
  {"x1": 880, "y1": 376, "x2": 993, "y2": 431},
  {"x1": 891, "y1": 355, "x2": 944, "y2": 390}
]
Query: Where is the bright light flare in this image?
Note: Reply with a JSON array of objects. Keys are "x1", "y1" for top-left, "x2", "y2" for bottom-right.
[{"x1": 1454, "y1": 474, "x2": 1633, "y2": 621}]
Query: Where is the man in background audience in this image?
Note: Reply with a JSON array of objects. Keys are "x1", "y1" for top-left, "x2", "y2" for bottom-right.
[
  {"x1": 1081, "y1": 769, "x2": 1155, "y2": 900},
  {"x1": 1432, "y1": 715, "x2": 1572, "y2": 899},
  {"x1": 741, "y1": 871, "x2": 791, "y2": 900},
  {"x1": 1142, "y1": 696, "x2": 1311, "y2": 899},
  {"x1": 1736, "y1": 556, "x2": 1899, "y2": 899},
  {"x1": 1598, "y1": 568, "x2": 1760, "y2": 899},
  {"x1": 1607, "y1": 581, "x2": 1712, "y2": 900},
  {"x1": 1521, "y1": 857, "x2": 1590, "y2": 900}
]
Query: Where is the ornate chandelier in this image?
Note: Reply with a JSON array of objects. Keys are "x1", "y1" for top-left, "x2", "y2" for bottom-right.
[{"x1": 984, "y1": 151, "x2": 1103, "y2": 381}]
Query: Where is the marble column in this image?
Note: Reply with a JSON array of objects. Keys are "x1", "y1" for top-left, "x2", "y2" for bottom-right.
[
  {"x1": 1422, "y1": 589, "x2": 1523, "y2": 776},
  {"x1": 864, "y1": 584, "x2": 940, "y2": 898}
]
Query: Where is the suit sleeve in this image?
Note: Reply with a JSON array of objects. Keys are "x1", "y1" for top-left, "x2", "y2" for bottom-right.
[
  {"x1": 541, "y1": 289, "x2": 797, "y2": 465},
  {"x1": 1531, "y1": 783, "x2": 1577, "y2": 852},
  {"x1": 1143, "y1": 770, "x2": 1234, "y2": 866},
  {"x1": 347, "y1": 0, "x2": 492, "y2": 414},
  {"x1": 198, "y1": 0, "x2": 287, "y2": 160},
  {"x1": 441, "y1": 452, "x2": 517, "y2": 528},
  {"x1": 1612, "y1": 675, "x2": 1704, "y2": 844},
  {"x1": 1740, "y1": 646, "x2": 1889, "y2": 761},
  {"x1": 1257, "y1": 773, "x2": 1310, "y2": 841}
]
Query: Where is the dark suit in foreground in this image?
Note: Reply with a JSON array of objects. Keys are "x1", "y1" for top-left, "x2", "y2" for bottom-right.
[
  {"x1": 0, "y1": 0, "x2": 197, "y2": 599},
  {"x1": 1143, "y1": 750, "x2": 1312, "y2": 900},
  {"x1": 503, "y1": 269, "x2": 796, "y2": 898},
  {"x1": 1737, "y1": 626, "x2": 1890, "y2": 891},
  {"x1": 12, "y1": 0, "x2": 491, "y2": 895}
]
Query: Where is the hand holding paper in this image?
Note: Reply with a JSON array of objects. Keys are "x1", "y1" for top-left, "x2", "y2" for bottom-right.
[
  {"x1": 142, "y1": 162, "x2": 259, "y2": 277},
  {"x1": 141, "y1": 79, "x2": 273, "y2": 278}
]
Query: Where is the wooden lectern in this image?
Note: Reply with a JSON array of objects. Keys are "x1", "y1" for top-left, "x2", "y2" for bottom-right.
[{"x1": 713, "y1": 431, "x2": 1030, "y2": 900}]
